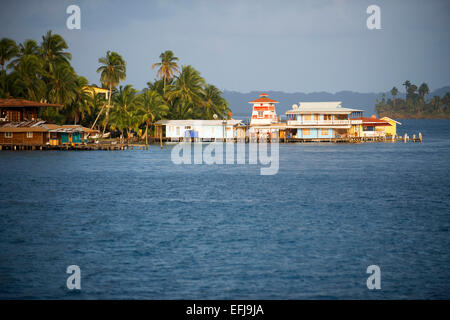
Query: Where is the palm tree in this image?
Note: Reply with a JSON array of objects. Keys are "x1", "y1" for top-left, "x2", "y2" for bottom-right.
[
  {"x1": 390, "y1": 86, "x2": 398, "y2": 108},
  {"x1": 87, "y1": 88, "x2": 107, "y2": 130},
  {"x1": 97, "y1": 51, "x2": 127, "y2": 133},
  {"x1": 166, "y1": 65, "x2": 205, "y2": 119},
  {"x1": 0, "y1": 38, "x2": 18, "y2": 72},
  {"x1": 152, "y1": 50, "x2": 179, "y2": 94},
  {"x1": 147, "y1": 79, "x2": 168, "y2": 98},
  {"x1": 47, "y1": 63, "x2": 77, "y2": 106},
  {"x1": 135, "y1": 90, "x2": 169, "y2": 145},
  {"x1": 201, "y1": 84, "x2": 229, "y2": 119},
  {"x1": 40, "y1": 31, "x2": 72, "y2": 74},
  {"x1": 402, "y1": 80, "x2": 411, "y2": 92},
  {"x1": 418, "y1": 83, "x2": 429, "y2": 101},
  {"x1": 68, "y1": 76, "x2": 92, "y2": 125},
  {"x1": 110, "y1": 85, "x2": 137, "y2": 141},
  {"x1": 8, "y1": 39, "x2": 40, "y2": 70},
  {"x1": 9, "y1": 54, "x2": 46, "y2": 101}
]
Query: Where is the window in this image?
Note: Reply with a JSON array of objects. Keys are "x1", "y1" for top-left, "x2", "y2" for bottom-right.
[
  {"x1": 258, "y1": 111, "x2": 264, "y2": 118},
  {"x1": 27, "y1": 132, "x2": 33, "y2": 138},
  {"x1": 314, "y1": 114, "x2": 320, "y2": 120},
  {"x1": 304, "y1": 114, "x2": 311, "y2": 121},
  {"x1": 324, "y1": 114, "x2": 332, "y2": 120},
  {"x1": 5, "y1": 132, "x2": 12, "y2": 138},
  {"x1": 176, "y1": 127, "x2": 180, "y2": 135},
  {"x1": 322, "y1": 129, "x2": 329, "y2": 136},
  {"x1": 303, "y1": 128, "x2": 310, "y2": 135},
  {"x1": 169, "y1": 126, "x2": 174, "y2": 132}
]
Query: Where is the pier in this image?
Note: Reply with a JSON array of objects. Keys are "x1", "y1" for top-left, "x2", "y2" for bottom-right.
[{"x1": 0, "y1": 143, "x2": 151, "y2": 151}]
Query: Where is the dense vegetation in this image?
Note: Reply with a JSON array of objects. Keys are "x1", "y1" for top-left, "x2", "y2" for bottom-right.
[
  {"x1": 0, "y1": 31, "x2": 231, "y2": 142},
  {"x1": 376, "y1": 81, "x2": 450, "y2": 118}
]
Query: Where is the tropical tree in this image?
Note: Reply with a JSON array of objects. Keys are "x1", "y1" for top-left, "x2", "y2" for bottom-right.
[
  {"x1": 201, "y1": 84, "x2": 229, "y2": 119},
  {"x1": 402, "y1": 80, "x2": 411, "y2": 93},
  {"x1": 87, "y1": 88, "x2": 107, "y2": 130},
  {"x1": 110, "y1": 85, "x2": 137, "y2": 141},
  {"x1": 390, "y1": 86, "x2": 398, "y2": 108},
  {"x1": 97, "y1": 51, "x2": 127, "y2": 133},
  {"x1": 0, "y1": 38, "x2": 18, "y2": 72},
  {"x1": 152, "y1": 50, "x2": 179, "y2": 94},
  {"x1": 47, "y1": 63, "x2": 77, "y2": 105},
  {"x1": 419, "y1": 82, "x2": 429, "y2": 100},
  {"x1": 40, "y1": 31, "x2": 72, "y2": 74},
  {"x1": 8, "y1": 39, "x2": 40, "y2": 70},
  {"x1": 8, "y1": 54, "x2": 46, "y2": 101},
  {"x1": 166, "y1": 65, "x2": 205, "y2": 119},
  {"x1": 135, "y1": 89, "x2": 169, "y2": 145},
  {"x1": 66, "y1": 76, "x2": 91, "y2": 124},
  {"x1": 147, "y1": 79, "x2": 168, "y2": 98}
]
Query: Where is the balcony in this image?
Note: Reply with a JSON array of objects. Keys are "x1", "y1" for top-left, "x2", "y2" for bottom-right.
[
  {"x1": 287, "y1": 119, "x2": 348, "y2": 125},
  {"x1": 286, "y1": 119, "x2": 363, "y2": 126}
]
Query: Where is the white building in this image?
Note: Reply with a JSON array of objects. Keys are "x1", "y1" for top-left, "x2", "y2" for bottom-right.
[
  {"x1": 249, "y1": 93, "x2": 279, "y2": 125},
  {"x1": 155, "y1": 119, "x2": 243, "y2": 141},
  {"x1": 285, "y1": 102, "x2": 363, "y2": 139}
]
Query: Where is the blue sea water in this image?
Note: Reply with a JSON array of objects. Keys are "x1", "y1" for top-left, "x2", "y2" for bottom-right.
[{"x1": 0, "y1": 119, "x2": 449, "y2": 299}]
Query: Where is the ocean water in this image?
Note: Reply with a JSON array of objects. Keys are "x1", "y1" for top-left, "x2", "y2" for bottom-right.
[{"x1": 0, "y1": 119, "x2": 449, "y2": 299}]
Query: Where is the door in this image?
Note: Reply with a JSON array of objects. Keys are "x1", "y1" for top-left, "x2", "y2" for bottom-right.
[{"x1": 61, "y1": 133, "x2": 69, "y2": 144}]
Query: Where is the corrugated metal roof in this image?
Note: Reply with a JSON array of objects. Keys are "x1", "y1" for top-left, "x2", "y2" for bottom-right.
[
  {"x1": 0, "y1": 98, "x2": 62, "y2": 108},
  {"x1": 0, "y1": 121, "x2": 98, "y2": 133},
  {"x1": 286, "y1": 101, "x2": 363, "y2": 114},
  {"x1": 156, "y1": 120, "x2": 243, "y2": 126}
]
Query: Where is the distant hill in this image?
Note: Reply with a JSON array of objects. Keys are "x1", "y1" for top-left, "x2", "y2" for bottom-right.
[{"x1": 223, "y1": 87, "x2": 450, "y2": 119}]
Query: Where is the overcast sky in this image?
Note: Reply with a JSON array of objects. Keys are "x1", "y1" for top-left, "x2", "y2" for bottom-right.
[{"x1": 1, "y1": 0, "x2": 449, "y2": 93}]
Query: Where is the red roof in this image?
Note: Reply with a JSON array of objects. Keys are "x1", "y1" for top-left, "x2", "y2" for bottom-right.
[
  {"x1": 249, "y1": 97, "x2": 279, "y2": 103},
  {"x1": 353, "y1": 117, "x2": 391, "y2": 126},
  {"x1": 248, "y1": 93, "x2": 279, "y2": 104},
  {"x1": 0, "y1": 98, "x2": 62, "y2": 108}
]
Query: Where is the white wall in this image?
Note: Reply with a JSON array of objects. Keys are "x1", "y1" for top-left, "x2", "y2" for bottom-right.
[{"x1": 166, "y1": 125, "x2": 235, "y2": 139}]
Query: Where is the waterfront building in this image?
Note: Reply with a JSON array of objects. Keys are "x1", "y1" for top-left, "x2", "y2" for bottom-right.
[
  {"x1": 381, "y1": 117, "x2": 401, "y2": 136},
  {"x1": 0, "y1": 98, "x2": 61, "y2": 122},
  {"x1": 249, "y1": 93, "x2": 279, "y2": 125},
  {"x1": 155, "y1": 119, "x2": 243, "y2": 141},
  {"x1": 350, "y1": 115, "x2": 392, "y2": 138},
  {"x1": 0, "y1": 98, "x2": 98, "y2": 147},
  {"x1": 285, "y1": 102, "x2": 363, "y2": 139},
  {"x1": 248, "y1": 93, "x2": 283, "y2": 140}
]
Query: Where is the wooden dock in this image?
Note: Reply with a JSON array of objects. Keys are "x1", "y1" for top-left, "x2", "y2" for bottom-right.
[
  {"x1": 0, "y1": 133, "x2": 423, "y2": 151},
  {"x1": 0, "y1": 143, "x2": 150, "y2": 151}
]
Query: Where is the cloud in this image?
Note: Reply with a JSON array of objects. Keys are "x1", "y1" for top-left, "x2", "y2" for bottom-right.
[{"x1": 1, "y1": 0, "x2": 449, "y2": 92}]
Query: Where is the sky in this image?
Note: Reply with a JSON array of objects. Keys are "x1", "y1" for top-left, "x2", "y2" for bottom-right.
[{"x1": 1, "y1": 0, "x2": 449, "y2": 93}]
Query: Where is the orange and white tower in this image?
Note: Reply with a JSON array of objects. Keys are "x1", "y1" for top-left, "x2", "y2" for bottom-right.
[{"x1": 249, "y1": 93, "x2": 279, "y2": 125}]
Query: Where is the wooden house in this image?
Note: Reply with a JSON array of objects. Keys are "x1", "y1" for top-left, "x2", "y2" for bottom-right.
[{"x1": 0, "y1": 98, "x2": 98, "y2": 148}]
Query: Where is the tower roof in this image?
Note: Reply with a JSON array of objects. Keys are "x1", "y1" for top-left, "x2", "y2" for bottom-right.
[{"x1": 249, "y1": 93, "x2": 279, "y2": 104}]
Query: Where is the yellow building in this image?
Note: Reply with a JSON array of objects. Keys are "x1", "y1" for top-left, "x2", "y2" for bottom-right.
[
  {"x1": 349, "y1": 122, "x2": 363, "y2": 137},
  {"x1": 380, "y1": 117, "x2": 401, "y2": 136},
  {"x1": 82, "y1": 86, "x2": 110, "y2": 100}
]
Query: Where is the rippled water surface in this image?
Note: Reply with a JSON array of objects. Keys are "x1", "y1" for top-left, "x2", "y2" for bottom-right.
[{"x1": 0, "y1": 119, "x2": 449, "y2": 299}]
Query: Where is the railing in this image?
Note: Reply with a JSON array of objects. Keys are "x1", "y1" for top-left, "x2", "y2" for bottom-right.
[
  {"x1": 362, "y1": 131, "x2": 385, "y2": 137},
  {"x1": 286, "y1": 119, "x2": 363, "y2": 125},
  {"x1": 287, "y1": 119, "x2": 351, "y2": 125}
]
